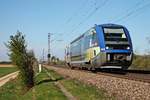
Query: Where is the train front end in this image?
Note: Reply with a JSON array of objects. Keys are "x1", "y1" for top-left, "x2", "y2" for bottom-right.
[{"x1": 95, "y1": 24, "x2": 133, "y2": 69}]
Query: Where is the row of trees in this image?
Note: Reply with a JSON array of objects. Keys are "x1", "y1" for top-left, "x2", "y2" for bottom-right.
[
  {"x1": 51, "y1": 56, "x2": 59, "y2": 62},
  {"x1": 40, "y1": 56, "x2": 60, "y2": 64}
]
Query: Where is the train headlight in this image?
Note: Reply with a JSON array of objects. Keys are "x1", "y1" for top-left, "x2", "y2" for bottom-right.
[
  {"x1": 106, "y1": 46, "x2": 109, "y2": 49},
  {"x1": 127, "y1": 46, "x2": 130, "y2": 50}
]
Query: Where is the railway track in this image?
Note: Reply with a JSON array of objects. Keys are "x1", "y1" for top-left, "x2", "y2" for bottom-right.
[
  {"x1": 47, "y1": 64, "x2": 150, "y2": 83},
  {"x1": 96, "y1": 70, "x2": 150, "y2": 83}
]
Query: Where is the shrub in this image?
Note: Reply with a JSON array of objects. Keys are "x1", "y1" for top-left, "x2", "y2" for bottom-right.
[{"x1": 5, "y1": 31, "x2": 36, "y2": 88}]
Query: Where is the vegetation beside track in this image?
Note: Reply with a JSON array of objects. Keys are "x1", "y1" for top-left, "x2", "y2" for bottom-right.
[
  {"x1": 61, "y1": 79, "x2": 113, "y2": 100},
  {"x1": 131, "y1": 54, "x2": 150, "y2": 70},
  {"x1": 22, "y1": 69, "x2": 67, "y2": 100},
  {"x1": 0, "y1": 67, "x2": 18, "y2": 77},
  {"x1": 0, "y1": 68, "x2": 67, "y2": 100},
  {"x1": 0, "y1": 66, "x2": 113, "y2": 100},
  {"x1": 45, "y1": 67, "x2": 114, "y2": 100}
]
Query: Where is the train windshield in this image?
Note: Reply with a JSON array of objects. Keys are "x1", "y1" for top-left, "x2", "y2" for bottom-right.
[
  {"x1": 103, "y1": 27, "x2": 130, "y2": 50},
  {"x1": 103, "y1": 28, "x2": 128, "y2": 41}
]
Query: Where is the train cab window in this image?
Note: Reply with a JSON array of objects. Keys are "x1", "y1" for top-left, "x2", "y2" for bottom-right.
[
  {"x1": 103, "y1": 27, "x2": 130, "y2": 50},
  {"x1": 103, "y1": 27, "x2": 129, "y2": 42}
]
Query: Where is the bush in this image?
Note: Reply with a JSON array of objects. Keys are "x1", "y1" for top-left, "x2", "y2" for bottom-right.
[
  {"x1": 132, "y1": 54, "x2": 150, "y2": 70},
  {"x1": 5, "y1": 31, "x2": 36, "y2": 88}
]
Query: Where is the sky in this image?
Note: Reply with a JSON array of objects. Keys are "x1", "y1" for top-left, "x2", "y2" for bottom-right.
[{"x1": 0, "y1": 0, "x2": 150, "y2": 61}]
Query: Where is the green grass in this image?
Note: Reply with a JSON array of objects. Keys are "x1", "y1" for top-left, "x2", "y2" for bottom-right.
[
  {"x1": 61, "y1": 79, "x2": 113, "y2": 100},
  {"x1": 23, "y1": 82, "x2": 67, "y2": 100},
  {"x1": 0, "y1": 76, "x2": 24, "y2": 100},
  {"x1": 0, "y1": 67, "x2": 18, "y2": 77},
  {"x1": 44, "y1": 68, "x2": 64, "y2": 80},
  {"x1": 0, "y1": 67, "x2": 114, "y2": 100},
  {"x1": 0, "y1": 68, "x2": 67, "y2": 100},
  {"x1": 45, "y1": 68, "x2": 114, "y2": 100}
]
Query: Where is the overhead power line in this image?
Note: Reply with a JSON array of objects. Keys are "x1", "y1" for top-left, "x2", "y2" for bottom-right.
[
  {"x1": 69, "y1": 0, "x2": 109, "y2": 36},
  {"x1": 65, "y1": 0, "x2": 89, "y2": 24},
  {"x1": 113, "y1": 0, "x2": 150, "y2": 23},
  {"x1": 60, "y1": 0, "x2": 97, "y2": 42},
  {"x1": 121, "y1": 1, "x2": 150, "y2": 23}
]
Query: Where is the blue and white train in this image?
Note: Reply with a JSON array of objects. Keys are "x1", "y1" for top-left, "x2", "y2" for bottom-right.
[{"x1": 65, "y1": 24, "x2": 133, "y2": 70}]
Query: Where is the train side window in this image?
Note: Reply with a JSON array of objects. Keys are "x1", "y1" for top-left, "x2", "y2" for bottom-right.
[
  {"x1": 90, "y1": 29, "x2": 98, "y2": 47},
  {"x1": 83, "y1": 28, "x2": 98, "y2": 50}
]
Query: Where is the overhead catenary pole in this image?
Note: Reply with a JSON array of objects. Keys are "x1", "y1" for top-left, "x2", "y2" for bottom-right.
[
  {"x1": 48, "y1": 33, "x2": 51, "y2": 64},
  {"x1": 47, "y1": 32, "x2": 63, "y2": 64},
  {"x1": 42, "y1": 48, "x2": 45, "y2": 63}
]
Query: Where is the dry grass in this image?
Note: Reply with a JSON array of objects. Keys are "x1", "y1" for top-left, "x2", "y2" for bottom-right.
[{"x1": 0, "y1": 64, "x2": 14, "y2": 67}]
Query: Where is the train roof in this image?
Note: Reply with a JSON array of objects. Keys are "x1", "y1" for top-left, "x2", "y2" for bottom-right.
[
  {"x1": 70, "y1": 23, "x2": 126, "y2": 44},
  {"x1": 98, "y1": 23, "x2": 125, "y2": 28},
  {"x1": 70, "y1": 34, "x2": 84, "y2": 44}
]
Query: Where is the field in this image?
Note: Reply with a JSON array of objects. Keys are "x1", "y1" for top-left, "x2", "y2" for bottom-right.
[
  {"x1": 0, "y1": 64, "x2": 14, "y2": 67},
  {"x1": 0, "y1": 66, "x2": 18, "y2": 77},
  {"x1": 0, "y1": 67, "x2": 112, "y2": 100}
]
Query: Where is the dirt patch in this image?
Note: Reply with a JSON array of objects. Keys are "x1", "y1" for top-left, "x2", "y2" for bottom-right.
[
  {"x1": 0, "y1": 64, "x2": 14, "y2": 67},
  {"x1": 0, "y1": 71, "x2": 19, "y2": 87}
]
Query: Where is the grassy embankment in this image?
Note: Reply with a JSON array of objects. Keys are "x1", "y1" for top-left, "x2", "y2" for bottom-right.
[
  {"x1": 45, "y1": 68, "x2": 112, "y2": 100},
  {"x1": 0, "y1": 67, "x2": 18, "y2": 77},
  {"x1": 131, "y1": 54, "x2": 150, "y2": 70},
  {"x1": 0, "y1": 67, "x2": 113, "y2": 100},
  {"x1": 0, "y1": 68, "x2": 67, "y2": 100}
]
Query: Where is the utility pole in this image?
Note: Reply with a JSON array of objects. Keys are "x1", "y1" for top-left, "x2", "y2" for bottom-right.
[
  {"x1": 42, "y1": 49, "x2": 45, "y2": 63},
  {"x1": 47, "y1": 32, "x2": 63, "y2": 64},
  {"x1": 48, "y1": 33, "x2": 51, "y2": 64}
]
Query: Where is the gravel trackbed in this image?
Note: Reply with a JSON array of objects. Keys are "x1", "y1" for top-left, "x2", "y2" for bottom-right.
[{"x1": 46, "y1": 66, "x2": 150, "y2": 100}]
